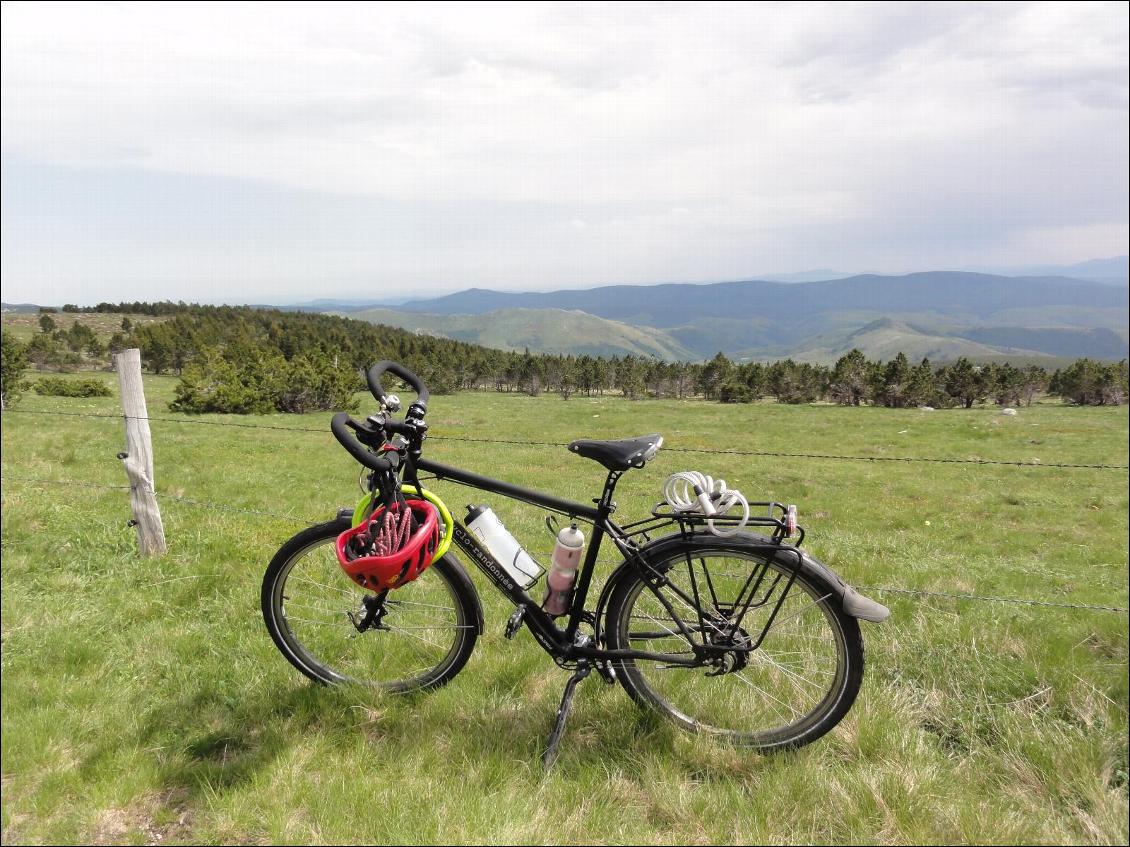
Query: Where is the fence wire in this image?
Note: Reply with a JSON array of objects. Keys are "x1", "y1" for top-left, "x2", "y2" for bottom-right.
[
  {"x1": 3, "y1": 407, "x2": 1127, "y2": 470},
  {"x1": 2, "y1": 473, "x2": 1126, "y2": 615},
  {"x1": 0, "y1": 474, "x2": 319, "y2": 524},
  {"x1": 4, "y1": 399, "x2": 1128, "y2": 615}
]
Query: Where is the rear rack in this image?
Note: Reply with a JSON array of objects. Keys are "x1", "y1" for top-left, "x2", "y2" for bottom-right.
[{"x1": 616, "y1": 501, "x2": 805, "y2": 547}]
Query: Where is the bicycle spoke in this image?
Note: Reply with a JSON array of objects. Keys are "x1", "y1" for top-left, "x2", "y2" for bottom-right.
[
  {"x1": 292, "y1": 574, "x2": 357, "y2": 598},
  {"x1": 383, "y1": 625, "x2": 450, "y2": 651},
  {"x1": 385, "y1": 599, "x2": 458, "y2": 613},
  {"x1": 284, "y1": 600, "x2": 352, "y2": 617},
  {"x1": 616, "y1": 547, "x2": 854, "y2": 744},
  {"x1": 760, "y1": 593, "x2": 833, "y2": 637},
  {"x1": 751, "y1": 651, "x2": 829, "y2": 695},
  {"x1": 385, "y1": 624, "x2": 475, "y2": 631},
  {"x1": 730, "y1": 670, "x2": 804, "y2": 721},
  {"x1": 284, "y1": 615, "x2": 351, "y2": 629},
  {"x1": 266, "y1": 529, "x2": 473, "y2": 692}
]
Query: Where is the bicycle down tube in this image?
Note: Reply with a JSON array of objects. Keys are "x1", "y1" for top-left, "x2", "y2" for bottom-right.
[{"x1": 416, "y1": 455, "x2": 703, "y2": 666}]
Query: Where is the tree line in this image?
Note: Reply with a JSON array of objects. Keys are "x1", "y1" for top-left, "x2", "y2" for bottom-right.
[{"x1": 1, "y1": 302, "x2": 1126, "y2": 411}]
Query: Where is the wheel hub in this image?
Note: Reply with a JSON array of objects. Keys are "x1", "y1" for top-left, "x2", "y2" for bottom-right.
[
  {"x1": 704, "y1": 623, "x2": 753, "y2": 675},
  {"x1": 347, "y1": 593, "x2": 389, "y2": 633}
]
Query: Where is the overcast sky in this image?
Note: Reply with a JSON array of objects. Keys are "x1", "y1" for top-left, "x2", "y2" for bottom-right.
[{"x1": 2, "y1": 1, "x2": 1127, "y2": 305}]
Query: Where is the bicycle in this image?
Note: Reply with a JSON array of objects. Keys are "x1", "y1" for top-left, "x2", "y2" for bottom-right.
[{"x1": 262, "y1": 361, "x2": 889, "y2": 765}]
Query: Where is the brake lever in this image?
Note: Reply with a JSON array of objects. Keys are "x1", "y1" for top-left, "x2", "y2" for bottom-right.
[{"x1": 341, "y1": 414, "x2": 388, "y2": 449}]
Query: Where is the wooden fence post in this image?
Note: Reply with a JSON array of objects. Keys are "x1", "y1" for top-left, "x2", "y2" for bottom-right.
[{"x1": 114, "y1": 348, "x2": 167, "y2": 556}]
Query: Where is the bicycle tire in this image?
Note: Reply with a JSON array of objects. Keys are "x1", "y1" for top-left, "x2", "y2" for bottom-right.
[
  {"x1": 605, "y1": 535, "x2": 863, "y2": 749},
  {"x1": 262, "y1": 517, "x2": 480, "y2": 692}
]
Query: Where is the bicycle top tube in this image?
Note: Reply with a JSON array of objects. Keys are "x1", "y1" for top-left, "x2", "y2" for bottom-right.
[{"x1": 415, "y1": 456, "x2": 603, "y2": 523}]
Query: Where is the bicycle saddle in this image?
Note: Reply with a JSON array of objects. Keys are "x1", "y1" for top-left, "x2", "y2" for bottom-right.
[{"x1": 567, "y1": 433, "x2": 664, "y2": 471}]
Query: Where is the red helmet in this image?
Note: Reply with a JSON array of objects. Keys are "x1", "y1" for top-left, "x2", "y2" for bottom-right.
[{"x1": 336, "y1": 499, "x2": 440, "y2": 592}]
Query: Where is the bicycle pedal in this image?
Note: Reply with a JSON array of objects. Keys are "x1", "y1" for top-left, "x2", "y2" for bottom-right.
[
  {"x1": 595, "y1": 661, "x2": 618, "y2": 685},
  {"x1": 504, "y1": 606, "x2": 526, "y2": 640}
]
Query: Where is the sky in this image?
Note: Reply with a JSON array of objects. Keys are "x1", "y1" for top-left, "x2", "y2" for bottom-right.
[{"x1": 1, "y1": 1, "x2": 1128, "y2": 305}]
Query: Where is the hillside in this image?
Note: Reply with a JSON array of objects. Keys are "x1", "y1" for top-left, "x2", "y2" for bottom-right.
[
  {"x1": 393, "y1": 272, "x2": 1128, "y2": 361},
  {"x1": 0, "y1": 310, "x2": 168, "y2": 344},
  {"x1": 1, "y1": 302, "x2": 41, "y2": 314},
  {"x1": 785, "y1": 318, "x2": 1031, "y2": 363},
  {"x1": 342, "y1": 307, "x2": 696, "y2": 360},
  {"x1": 400, "y1": 272, "x2": 1127, "y2": 324}
]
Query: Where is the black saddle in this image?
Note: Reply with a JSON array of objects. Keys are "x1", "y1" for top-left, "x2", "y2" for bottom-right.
[{"x1": 567, "y1": 433, "x2": 664, "y2": 471}]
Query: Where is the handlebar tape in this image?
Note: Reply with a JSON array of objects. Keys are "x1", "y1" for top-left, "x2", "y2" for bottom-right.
[
  {"x1": 331, "y1": 412, "x2": 393, "y2": 472},
  {"x1": 366, "y1": 361, "x2": 429, "y2": 411}
]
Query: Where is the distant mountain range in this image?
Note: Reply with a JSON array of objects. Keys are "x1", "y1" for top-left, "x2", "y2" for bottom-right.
[
  {"x1": 964, "y1": 256, "x2": 1128, "y2": 286},
  {"x1": 348, "y1": 270, "x2": 1128, "y2": 363},
  {"x1": 755, "y1": 257, "x2": 1128, "y2": 285},
  {"x1": 6, "y1": 261, "x2": 1128, "y2": 364}
]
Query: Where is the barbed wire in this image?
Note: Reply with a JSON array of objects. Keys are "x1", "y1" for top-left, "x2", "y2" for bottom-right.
[
  {"x1": 427, "y1": 434, "x2": 1130, "y2": 470},
  {"x1": 0, "y1": 475, "x2": 318, "y2": 523},
  {"x1": 856, "y1": 585, "x2": 1128, "y2": 614},
  {"x1": 0, "y1": 474, "x2": 130, "y2": 490},
  {"x1": 3, "y1": 407, "x2": 1127, "y2": 470},
  {"x1": 2, "y1": 474, "x2": 1126, "y2": 614},
  {"x1": 154, "y1": 492, "x2": 322, "y2": 524},
  {"x1": 0, "y1": 407, "x2": 325, "y2": 433}
]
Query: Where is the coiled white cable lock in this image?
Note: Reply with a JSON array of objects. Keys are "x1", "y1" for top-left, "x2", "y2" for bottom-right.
[{"x1": 663, "y1": 471, "x2": 749, "y2": 537}]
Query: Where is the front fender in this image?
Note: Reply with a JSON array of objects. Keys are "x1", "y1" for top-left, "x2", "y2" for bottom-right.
[{"x1": 594, "y1": 531, "x2": 889, "y2": 632}]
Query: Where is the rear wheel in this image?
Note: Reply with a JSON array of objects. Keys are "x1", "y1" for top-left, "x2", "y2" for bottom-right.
[
  {"x1": 605, "y1": 538, "x2": 863, "y2": 749},
  {"x1": 262, "y1": 518, "x2": 479, "y2": 692}
]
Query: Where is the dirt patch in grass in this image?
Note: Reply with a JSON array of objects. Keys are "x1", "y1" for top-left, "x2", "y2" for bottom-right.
[{"x1": 90, "y1": 787, "x2": 192, "y2": 845}]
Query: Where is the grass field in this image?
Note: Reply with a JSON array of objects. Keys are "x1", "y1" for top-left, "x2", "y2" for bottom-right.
[{"x1": 2, "y1": 372, "x2": 1127, "y2": 844}]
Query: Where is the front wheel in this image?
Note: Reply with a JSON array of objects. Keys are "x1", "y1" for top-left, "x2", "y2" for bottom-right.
[
  {"x1": 262, "y1": 517, "x2": 480, "y2": 692},
  {"x1": 605, "y1": 537, "x2": 863, "y2": 749}
]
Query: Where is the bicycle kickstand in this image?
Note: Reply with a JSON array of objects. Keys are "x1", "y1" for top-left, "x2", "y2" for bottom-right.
[{"x1": 541, "y1": 661, "x2": 592, "y2": 769}]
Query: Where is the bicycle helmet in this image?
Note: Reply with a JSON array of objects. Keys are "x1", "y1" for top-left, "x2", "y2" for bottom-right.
[
  {"x1": 351, "y1": 484, "x2": 455, "y2": 561},
  {"x1": 336, "y1": 499, "x2": 440, "y2": 591}
]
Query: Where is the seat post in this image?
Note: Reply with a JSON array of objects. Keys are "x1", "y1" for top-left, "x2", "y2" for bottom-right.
[
  {"x1": 597, "y1": 470, "x2": 624, "y2": 511},
  {"x1": 562, "y1": 469, "x2": 624, "y2": 646}
]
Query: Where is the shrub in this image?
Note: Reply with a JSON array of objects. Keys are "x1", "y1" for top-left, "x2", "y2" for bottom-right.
[
  {"x1": 33, "y1": 377, "x2": 113, "y2": 397},
  {"x1": 169, "y1": 350, "x2": 276, "y2": 414},
  {"x1": 170, "y1": 347, "x2": 360, "y2": 414},
  {"x1": 1050, "y1": 359, "x2": 1128, "y2": 406},
  {"x1": 718, "y1": 379, "x2": 754, "y2": 403},
  {"x1": 274, "y1": 354, "x2": 361, "y2": 414},
  {"x1": 1, "y1": 330, "x2": 29, "y2": 406}
]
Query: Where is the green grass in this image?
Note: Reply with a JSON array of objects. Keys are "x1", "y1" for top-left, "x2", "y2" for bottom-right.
[{"x1": 2, "y1": 375, "x2": 1128, "y2": 844}]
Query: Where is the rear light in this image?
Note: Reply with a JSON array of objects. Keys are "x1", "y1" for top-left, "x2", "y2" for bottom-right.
[{"x1": 785, "y1": 504, "x2": 798, "y2": 537}]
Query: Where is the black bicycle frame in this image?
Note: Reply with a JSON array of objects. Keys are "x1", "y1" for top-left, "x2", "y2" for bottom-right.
[{"x1": 415, "y1": 456, "x2": 709, "y2": 667}]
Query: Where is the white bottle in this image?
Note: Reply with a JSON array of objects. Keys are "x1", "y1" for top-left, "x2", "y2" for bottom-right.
[
  {"x1": 464, "y1": 505, "x2": 541, "y2": 589},
  {"x1": 541, "y1": 524, "x2": 585, "y2": 616}
]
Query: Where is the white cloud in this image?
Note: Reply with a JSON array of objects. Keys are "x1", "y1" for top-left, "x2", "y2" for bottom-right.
[{"x1": 1, "y1": 1, "x2": 1127, "y2": 302}]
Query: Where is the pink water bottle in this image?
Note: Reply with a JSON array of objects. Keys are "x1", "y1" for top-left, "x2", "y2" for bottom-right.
[{"x1": 541, "y1": 524, "x2": 585, "y2": 616}]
